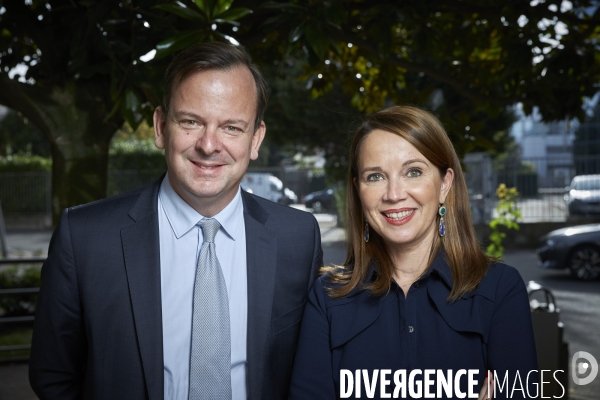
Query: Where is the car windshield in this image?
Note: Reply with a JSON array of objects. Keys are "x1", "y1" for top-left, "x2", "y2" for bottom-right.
[{"x1": 573, "y1": 177, "x2": 600, "y2": 190}]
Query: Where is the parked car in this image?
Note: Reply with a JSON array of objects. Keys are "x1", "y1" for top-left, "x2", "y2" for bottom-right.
[
  {"x1": 537, "y1": 223, "x2": 600, "y2": 280},
  {"x1": 565, "y1": 174, "x2": 600, "y2": 216},
  {"x1": 304, "y1": 188, "x2": 335, "y2": 213},
  {"x1": 241, "y1": 173, "x2": 298, "y2": 205}
]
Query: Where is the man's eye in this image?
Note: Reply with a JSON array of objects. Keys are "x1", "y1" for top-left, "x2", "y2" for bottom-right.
[
  {"x1": 366, "y1": 173, "x2": 384, "y2": 182},
  {"x1": 180, "y1": 120, "x2": 199, "y2": 127},
  {"x1": 407, "y1": 168, "x2": 422, "y2": 178},
  {"x1": 225, "y1": 126, "x2": 242, "y2": 133}
]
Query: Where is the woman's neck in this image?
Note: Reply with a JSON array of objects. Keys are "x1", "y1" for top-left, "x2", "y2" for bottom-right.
[{"x1": 386, "y1": 231, "x2": 436, "y2": 295}]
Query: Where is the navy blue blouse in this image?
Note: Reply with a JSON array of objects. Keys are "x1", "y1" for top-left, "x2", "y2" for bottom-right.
[{"x1": 289, "y1": 253, "x2": 539, "y2": 399}]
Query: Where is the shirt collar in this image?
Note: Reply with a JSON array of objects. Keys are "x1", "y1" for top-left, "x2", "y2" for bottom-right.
[
  {"x1": 158, "y1": 173, "x2": 243, "y2": 240},
  {"x1": 426, "y1": 250, "x2": 454, "y2": 288},
  {"x1": 364, "y1": 249, "x2": 454, "y2": 288}
]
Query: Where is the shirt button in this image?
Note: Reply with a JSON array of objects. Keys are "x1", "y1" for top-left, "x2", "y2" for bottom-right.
[
  {"x1": 408, "y1": 326, "x2": 414, "y2": 333},
  {"x1": 414, "y1": 282, "x2": 420, "y2": 288}
]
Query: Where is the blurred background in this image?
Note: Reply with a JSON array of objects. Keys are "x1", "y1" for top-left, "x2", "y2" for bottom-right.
[{"x1": 0, "y1": 0, "x2": 599, "y2": 398}]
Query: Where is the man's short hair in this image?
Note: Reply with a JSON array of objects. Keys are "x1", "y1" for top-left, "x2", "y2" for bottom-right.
[{"x1": 162, "y1": 42, "x2": 269, "y2": 132}]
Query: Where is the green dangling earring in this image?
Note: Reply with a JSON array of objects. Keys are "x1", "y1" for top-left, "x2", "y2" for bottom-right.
[
  {"x1": 438, "y1": 205, "x2": 446, "y2": 237},
  {"x1": 364, "y1": 218, "x2": 370, "y2": 242}
]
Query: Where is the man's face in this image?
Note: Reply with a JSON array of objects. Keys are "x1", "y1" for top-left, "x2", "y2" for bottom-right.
[{"x1": 154, "y1": 66, "x2": 265, "y2": 216}]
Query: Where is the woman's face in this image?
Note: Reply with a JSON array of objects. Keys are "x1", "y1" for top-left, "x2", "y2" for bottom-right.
[{"x1": 356, "y1": 129, "x2": 453, "y2": 253}]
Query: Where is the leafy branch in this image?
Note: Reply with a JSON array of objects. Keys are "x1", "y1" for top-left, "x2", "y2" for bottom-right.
[
  {"x1": 153, "y1": 0, "x2": 252, "y2": 59},
  {"x1": 487, "y1": 184, "x2": 521, "y2": 258}
]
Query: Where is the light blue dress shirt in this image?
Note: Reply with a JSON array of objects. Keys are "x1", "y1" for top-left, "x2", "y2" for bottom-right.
[{"x1": 158, "y1": 174, "x2": 248, "y2": 400}]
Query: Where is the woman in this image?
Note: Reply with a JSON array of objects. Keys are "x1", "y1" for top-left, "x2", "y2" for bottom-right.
[{"x1": 289, "y1": 106, "x2": 538, "y2": 399}]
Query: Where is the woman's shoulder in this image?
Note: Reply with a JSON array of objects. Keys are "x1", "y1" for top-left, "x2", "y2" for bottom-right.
[
  {"x1": 311, "y1": 265, "x2": 377, "y2": 309},
  {"x1": 308, "y1": 266, "x2": 388, "y2": 348},
  {"x1": 470, "y1": 261, "x2": 528, "y2": 303},
  {"x1": 486, "y1": 261, "x2": 523, "y2": 281}
]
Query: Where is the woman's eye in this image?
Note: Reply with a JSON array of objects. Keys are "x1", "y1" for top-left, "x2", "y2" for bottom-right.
[
  {"x1": 407, "y1": 168, "x2": 422, "y2": 178},
  {"x1": 366, "y1": 173, "x2": 384, "y2": 182}
]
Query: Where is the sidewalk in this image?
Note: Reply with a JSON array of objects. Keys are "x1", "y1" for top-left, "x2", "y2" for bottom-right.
[
  {"x1": 0, "y1": 362, "x2": 35, "y2": 400},
  {"x1": 2, "y1": 230, "x2": 53, "y2": 258}
]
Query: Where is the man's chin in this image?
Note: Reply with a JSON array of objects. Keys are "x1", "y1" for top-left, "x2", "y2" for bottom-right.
[{"x1": 184, "y1": 183, "x2": 239, "y2": 203}]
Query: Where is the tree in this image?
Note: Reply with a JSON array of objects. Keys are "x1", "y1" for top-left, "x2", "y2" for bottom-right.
[
  {"x1": 0, "y1": 0, "x2": 251, "y2": 223},
  {"x1": 1, "y1": 0, "x2": 599, "y2": 223},
  {"x1": 1, "y1": 1, "x2": 164, "y2": 223},
  {"x1": 243, "y1": 0, "x2": 600, "y2": 146},
  {"x1": 0, "y1": 108, "x2": 51, "y2": 156},
  {"x1": 260, "y1": 61, "x2": 360, "y2": 181},
  {"x1": 160, "y1": 0, "x2": 599, "y2": 173}
]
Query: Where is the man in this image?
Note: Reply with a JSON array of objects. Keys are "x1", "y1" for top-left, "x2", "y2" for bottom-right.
[{"x1": 29, "y1": 42, "x2": 323, "y2": 400}]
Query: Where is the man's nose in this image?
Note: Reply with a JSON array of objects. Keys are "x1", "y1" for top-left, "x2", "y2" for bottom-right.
[{"x1": 195, "y1": 126, "x2": 221, "y2": 154}]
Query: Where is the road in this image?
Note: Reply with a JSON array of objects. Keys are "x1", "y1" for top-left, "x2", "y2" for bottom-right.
[{"x1": 505, "y1": 250, "x2": 600, "y2": 400}]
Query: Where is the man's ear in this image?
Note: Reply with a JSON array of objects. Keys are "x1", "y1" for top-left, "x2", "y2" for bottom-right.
[
  {"x1": 439, "y1": 168, "x2": 454, "y2": 203},
  {"x1": 154, "y1": 106, "x2": 167, "y2": 150},
  {"x1": 250, "y1": 121, "x2": 266, "y2": 160}
]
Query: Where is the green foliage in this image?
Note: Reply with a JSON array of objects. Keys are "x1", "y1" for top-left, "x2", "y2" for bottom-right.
[
  {"x1": 487, "y1": 184, "x2": 522, "y2": 258},
  {"x1": 154, "y1": 0, "x2": 252, "y2": 59},
  {"x1": 0, "y1": 265, "x2": 41, "y2": 317},
  {"x1": 2, "y1": 0, "x2": 599, "y2": 220},
  {"x1": 0, "y1": 109, "x2": 51, "y2": 157},
  {"x1": 256, "y1": 1, "x2": 600, "y2": 123},
  {"x1": 0, "y1": 326, "x2": 33, "y2": 362},
  {"x1": 0, "y1": 154, "x2": 51, "y2": 172},
  {"x1": 109, "y1": 138, "x2": 166, "y2": 172},
  {"x1": 106, "y1": 137, "x2": 166, "y2": 196}
]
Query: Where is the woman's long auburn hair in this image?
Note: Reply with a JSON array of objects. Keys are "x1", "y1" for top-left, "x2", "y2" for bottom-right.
[{"x1": 324, "y1": 105, "x2": 492, "y2": 301}]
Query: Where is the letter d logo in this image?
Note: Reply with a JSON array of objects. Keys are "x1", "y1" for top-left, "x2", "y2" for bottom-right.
[{"x1": 572, "y1": 351, "x2": 598, "y2": 386}]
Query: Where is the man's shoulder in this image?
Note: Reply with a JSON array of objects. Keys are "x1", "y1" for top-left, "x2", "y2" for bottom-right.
[{"x1": 65, "y1": 180, "x2": 159, "y2": 224}]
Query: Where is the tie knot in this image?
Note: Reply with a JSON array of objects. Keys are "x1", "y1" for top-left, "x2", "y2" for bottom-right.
[{"x1": 199, "y1": 218, "x2": 220, "y2": 243}]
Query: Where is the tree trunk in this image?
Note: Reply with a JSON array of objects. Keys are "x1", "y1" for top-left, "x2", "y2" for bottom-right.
[
  {"x1": 50, "y1": 131, "x2": 111, "y2": 226},
  {"x1": 0, "y1": 76, "x2": 122, "y2": 226}
]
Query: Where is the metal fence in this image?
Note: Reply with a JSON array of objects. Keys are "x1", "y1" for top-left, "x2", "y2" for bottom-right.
[
  {"x1": 0, "y1": 258, "x2": 45, "y2": 357},
  {"x1": 0, "y1": 171, "x2": 162, "y2": 223},
  {"x1": 0, "y1": 172, "x2": 51, "y2": 217},
  {"x1": 464, "y1": 153, "x2": 599, "y2": 223}
]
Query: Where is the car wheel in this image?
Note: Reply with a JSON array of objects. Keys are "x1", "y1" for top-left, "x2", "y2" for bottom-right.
[
  {"x1": 312, "y1": 201, "x2": 323, "y2": 213},
  {"x1": 568, "y1": 245, "x2": 600, "y2": 281}
]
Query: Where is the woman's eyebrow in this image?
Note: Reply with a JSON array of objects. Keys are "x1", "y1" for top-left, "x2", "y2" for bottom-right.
[
  {"x1": 402, "y1": 158, "x2": 428, "y2": 167},
  {"x1": 361, "y1": 166, "x2": 384, "y2": 173}
]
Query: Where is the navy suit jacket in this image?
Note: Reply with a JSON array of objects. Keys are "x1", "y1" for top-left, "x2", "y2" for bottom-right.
[
  {"x1": 29, "y1": 177, "x2": 323, "y2": 400},
  {"x1": 290, "y1": 253, "x2": 538, "y2": 399}
]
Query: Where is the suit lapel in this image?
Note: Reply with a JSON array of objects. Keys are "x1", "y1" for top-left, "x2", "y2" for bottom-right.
[
  {"x1": 121, "y1": 180, "x2": 164, "y2": 400},
  {"x1": 242, "y1": 192, "x2": 277, "y2": 400}
]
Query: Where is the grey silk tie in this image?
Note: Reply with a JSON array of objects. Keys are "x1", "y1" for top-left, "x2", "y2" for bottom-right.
[{"x1": 189, "y1": 218, "x2": 231, "y2": 400}]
